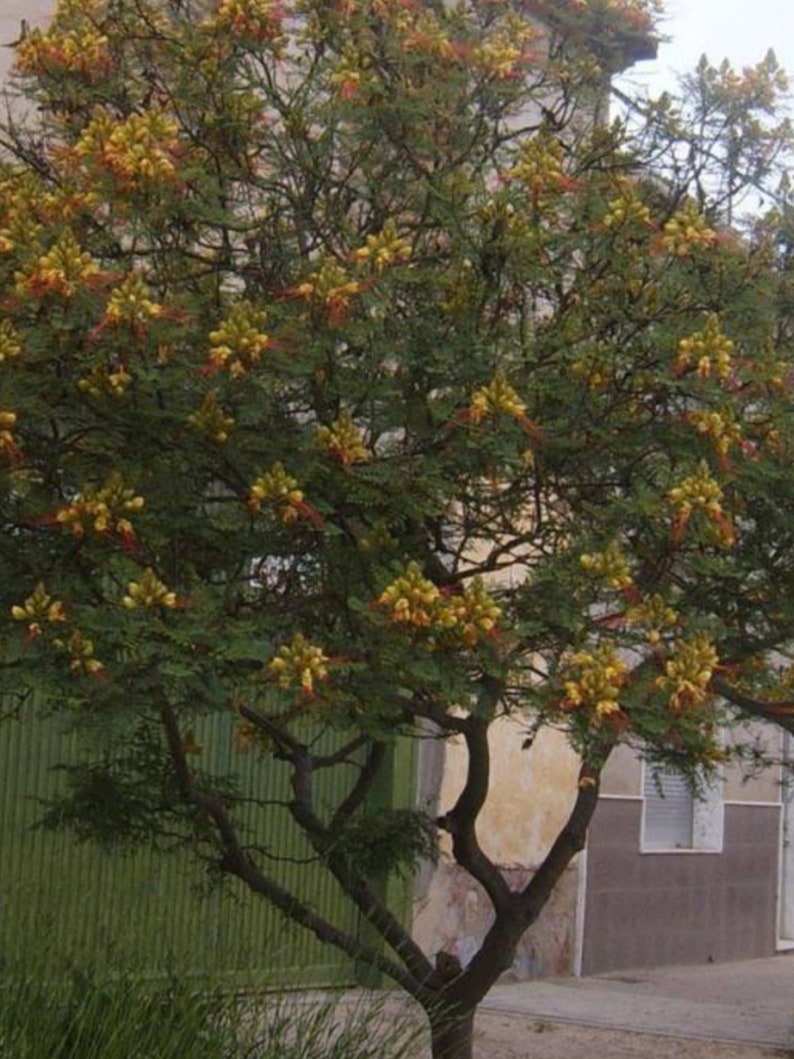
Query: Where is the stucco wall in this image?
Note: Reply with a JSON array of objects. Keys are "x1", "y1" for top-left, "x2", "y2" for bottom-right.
[{"x1": 413, "y1": 722, "x2": 583, "y2": 978}]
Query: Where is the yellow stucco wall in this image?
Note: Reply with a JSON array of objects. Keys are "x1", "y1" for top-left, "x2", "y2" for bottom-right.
[{"x1": 413, "y1": 720, "x2": 583, "y2": 977}]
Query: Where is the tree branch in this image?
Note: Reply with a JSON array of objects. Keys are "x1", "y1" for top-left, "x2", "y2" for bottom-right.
[
  {"x1": 712, "y1": 676, "x2": 794, "y2": 735},
  {"x1": 438, "y1": 706, "x2": 513, "y2": 916},
  {"x1": 157, "y1": 702, "x2": 429, "y2": 1000},
  {"x1": 519, "y1": 758, "x2": 604, "y2": 923}
]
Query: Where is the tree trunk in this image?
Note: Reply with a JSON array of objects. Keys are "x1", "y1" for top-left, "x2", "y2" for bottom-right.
[{"x1": 428, "y1": 1004, "x2": 476, "y2": 1059}]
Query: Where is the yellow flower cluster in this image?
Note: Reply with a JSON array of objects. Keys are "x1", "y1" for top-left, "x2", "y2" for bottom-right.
[
  {"x1": 295, "y1": 261, "x2": 361, "y2": 321},
  {"x1": 330, "y1": 54, "x2": 366, "y2": 100},
  {"x1": 0, "y1": 407, "x2": 18, "y2": 455},
  {"x1": 655, "y1": 634, "x2": 718, "y2": 712},
  {"x1": 210, "y1": 305, "x2": 266, "y2": 366},
  {"x1": 661, "y1": 202, "x2": 717, "y2": 256},
  {"x1": 353, "y1": 220, "x2": 411, "y2": 272},
  {"x1": 507, "y1": 137, "x2": 569, "y2": 197},
  {"x1": 188, "y1": 391, "x2": 235, "y2": 443},
  {"x1": 56, "y1": 473, "x2": 144, "y2": 541},
  {"x1": 689, "y1": 409, "x2": 742, "y2": 456},
  {"x1": 203, "y1": 0, "x2": 285, "y2": 44},
  {"x1": 0, "y1": 320, "x2": 22, "y2": 364},
  {"x1": 12, "y1": 582, "x2": 67, "y2": 637},
  {"x1": 15, "y1": 25, "x2": 111, "y2": 80},
  {"x1": 54, "y1": 629, "x2": 104, "y2": 676},
  {"x1": 468, "y1": 374, "x2": 526, "y2": 424},
  {"x1": 78, "y1": 363, "x2": 132, "y2": 399},
  {"x1": 0, "y1": 174, "x2": 45, "y2": 254},
  {"x1": 379, "y1": 563, "x2": 440, "y2": 628},
  {"x1": 378, "y1": 565, "x2": 501, "y2": 646},
  {"x1": 676, "y1": 315, "x2": 733, "y2": 380},
  {"x1": 400, "y1": 13, "x2": 457, "y2": 60},
  {"x1": 268, "y1": 633, "x2": 329, "y2": 696},
  {"x1": 316, "y1": 410, "x2": 370, "y2": 466},
  {"x1": 77, "y1": 108, "x2": 181, "y2": 189},
  {"x1": 208, "y1": 302, "x2": 270, "y2": 377},
  {"x1": 561, "y1": 644, "x2": 628, "y2": 724},
  {"x1": 580, "y1": 541, "x2": 634, "y2": 591},
  {"x1": 570, "y1": 345, "x2": 610, "y2": 390},
  {"x1": 668, "y1": 461, "x2": 734, "y2": 547},
  {"x1": 602, "y1": 183, "x2": 652, "y2": 229},
  {"x1": 122, "y1": 568, "x2": 177, "y2": 610},
  {"x1": 473, "y1": 17, "x2": 534, "y2": 80},
  {"x1": 16, "y1": 232, "x2": 99, "y2": 299},
  {"x1": 441, "y1": 577, "x2": 502, "y2": 648},
  {"x1": 248, "y1": 462, "x2": 304, "y2": 523},
  {"x1": 626, "y1": 594, "x2": 677, "y2": 645},
  {"x1": 104, "y1": 274, "x2": 163, "y2": 328}
]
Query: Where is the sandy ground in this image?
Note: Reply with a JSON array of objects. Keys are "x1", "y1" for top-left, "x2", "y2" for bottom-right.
[{"x1": 472, "y1": 1013, "x2": 793, "y2": 1059}]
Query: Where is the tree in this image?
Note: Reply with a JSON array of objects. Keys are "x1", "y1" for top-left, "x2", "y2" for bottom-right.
[{"x1": 1, "y1": 1, "x2": 793, "y2": 1057}]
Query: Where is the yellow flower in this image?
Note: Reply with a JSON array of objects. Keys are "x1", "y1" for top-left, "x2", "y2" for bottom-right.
[
  {"x1": 55, "y1": 473, "x2": 144, "y2": 541},
  {"x1": 248, "y1": 463, "x2": 304, "y2": 523},
  {"x1": 316, "y1": 410, "x2": 370, "y2": 466},
  {"x1": 12, "y1": 582, "x2": 67, "y2": 636},
  {"x1": 122, "y1": 569, "x2": 177, "y2": 610},
  {"x1": 626, "y1": 594, "x2": 678, "y2": 644},
  {"x1": 560, "y1": 644, "x2": 628, "y2": 725},
  {"x1": 353, "y1": 220, "x2": 411, "y2": 272},
  {"x1": 668, "y1": 461, "x2": 734, "y2": 546},
  {"x1": 378, "y1": 562, "x2": 441, "y2": 629},
  {"x1": 105, "y1": 274, "x2": 163, "y2": 328},
  {"x1": 188, "y1": 391, "x2": 235, "y2": 443},
  {"x1": 677, "y1": 314, "x2": 734, "y2": 381},
  {"x1": 602, "y1": 181, "x2": 652, "y2": 229},
  {"x1": 204, "y1": 0, "x2": 285, "y2": 45},
  {"x1": 267, "y1": 633, "x2": 329, "y2": 695},
  {"x1": 0, "y1": 407, "x2": 18, "y2": 454},
  {"x1": 78, "y1": 364, "x2": 133, "y2": 399},
  {"x1": 507, "y1": 137, "x2": 568, "y2": 196},
  {"x1": 54, "y1": 629, "x2": 104, "y2": 675},
  {"x1": 294, "y1": 260, "x2": 361, "y2": 321},
  {"x1": 16, "y1": 231, "x2": 99, "y2": 299},
  {"x1": 208, "y1": 301, "x2": 270, "y2": 377},
  {"x1": 473, "y1": 16, "x2": 534, "y2": 79},
  {"x1": 655, "y1": 634, "x2": 719, "y2": 712},
  {"x1": 469, "y1": 374, "x2": 526, "y2": 424},
  {"x1": 0, "y1": 320, "x2": 22, "y2": 364},
  {"x1": 77, "y1": 108, "x2": 181, "y2": 190},
  {"x1": 15, "y1": 24, "x2": 111, "y2": 80},
  {"x1": 689, "y1": 409, "x2": 742, "y2": 456},
  {"x1": 662, "y1": 202, "x2": 717, "y2": 256},
  {"x1": 439, "y1": 578, "x2": 502, "y2": 647},
  {"x1": 580, "y1": 540, "x2": 634, "y2": 591}
]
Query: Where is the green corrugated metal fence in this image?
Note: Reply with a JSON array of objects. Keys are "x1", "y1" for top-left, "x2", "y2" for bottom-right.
[{"x1": 0, "y1": 709, "x2": 404, "y2": 986}]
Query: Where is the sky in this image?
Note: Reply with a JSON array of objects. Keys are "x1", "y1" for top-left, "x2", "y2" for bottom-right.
[{"x1": 618, "y1": 0, "x2": 794, "y2": 99}]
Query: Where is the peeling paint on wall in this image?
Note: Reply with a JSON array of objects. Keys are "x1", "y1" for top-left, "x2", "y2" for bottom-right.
[{"x1": 414, "y1": 720, "x2": 582, "y2": 977}]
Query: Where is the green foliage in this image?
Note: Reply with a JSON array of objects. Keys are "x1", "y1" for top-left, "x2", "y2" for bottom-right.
[{"x1": 332, "y1": 809, "x2": 439, "y2": 880}]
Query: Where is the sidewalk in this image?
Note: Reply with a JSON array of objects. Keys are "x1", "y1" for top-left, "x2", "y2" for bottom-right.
[{"x1": 482, "y1": 954, "x2": 794, "y2": 1050}]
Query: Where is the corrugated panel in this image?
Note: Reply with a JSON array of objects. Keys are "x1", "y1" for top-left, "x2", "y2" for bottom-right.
[
  {"x1": 0, "y1": 705, "x2": 364, "y2": 985},
  {"x1": 643, "y1": 764, "x2": 694, "y2": 850}
]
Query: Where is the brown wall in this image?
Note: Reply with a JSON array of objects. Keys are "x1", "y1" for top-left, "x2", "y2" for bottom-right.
[{"x1": 582, "y1": 799, "x2": 780, "y2": 975}]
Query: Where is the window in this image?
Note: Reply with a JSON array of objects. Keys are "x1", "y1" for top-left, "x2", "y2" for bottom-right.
[{"x1": 641, "y1": 762, "x2": 723, "y2": 853}]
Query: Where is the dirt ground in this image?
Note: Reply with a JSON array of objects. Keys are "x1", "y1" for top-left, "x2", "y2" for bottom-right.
[{"x1": 472, "y1": 1013, "x2": 793, "y2": 1059}]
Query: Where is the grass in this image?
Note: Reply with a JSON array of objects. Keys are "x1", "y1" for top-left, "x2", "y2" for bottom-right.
[{"x1": 0, "y1": 954, "x2": 426, "y2": 1059}]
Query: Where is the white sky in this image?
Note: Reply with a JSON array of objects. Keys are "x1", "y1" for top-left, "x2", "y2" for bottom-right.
[{"x1": 619, "y1": 0, "x2": 794, "y2": 100}]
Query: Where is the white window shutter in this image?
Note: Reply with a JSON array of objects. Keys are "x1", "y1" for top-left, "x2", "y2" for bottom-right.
[{"x1": 643, "y1": 765, "x2": 694, "y2": 850}]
